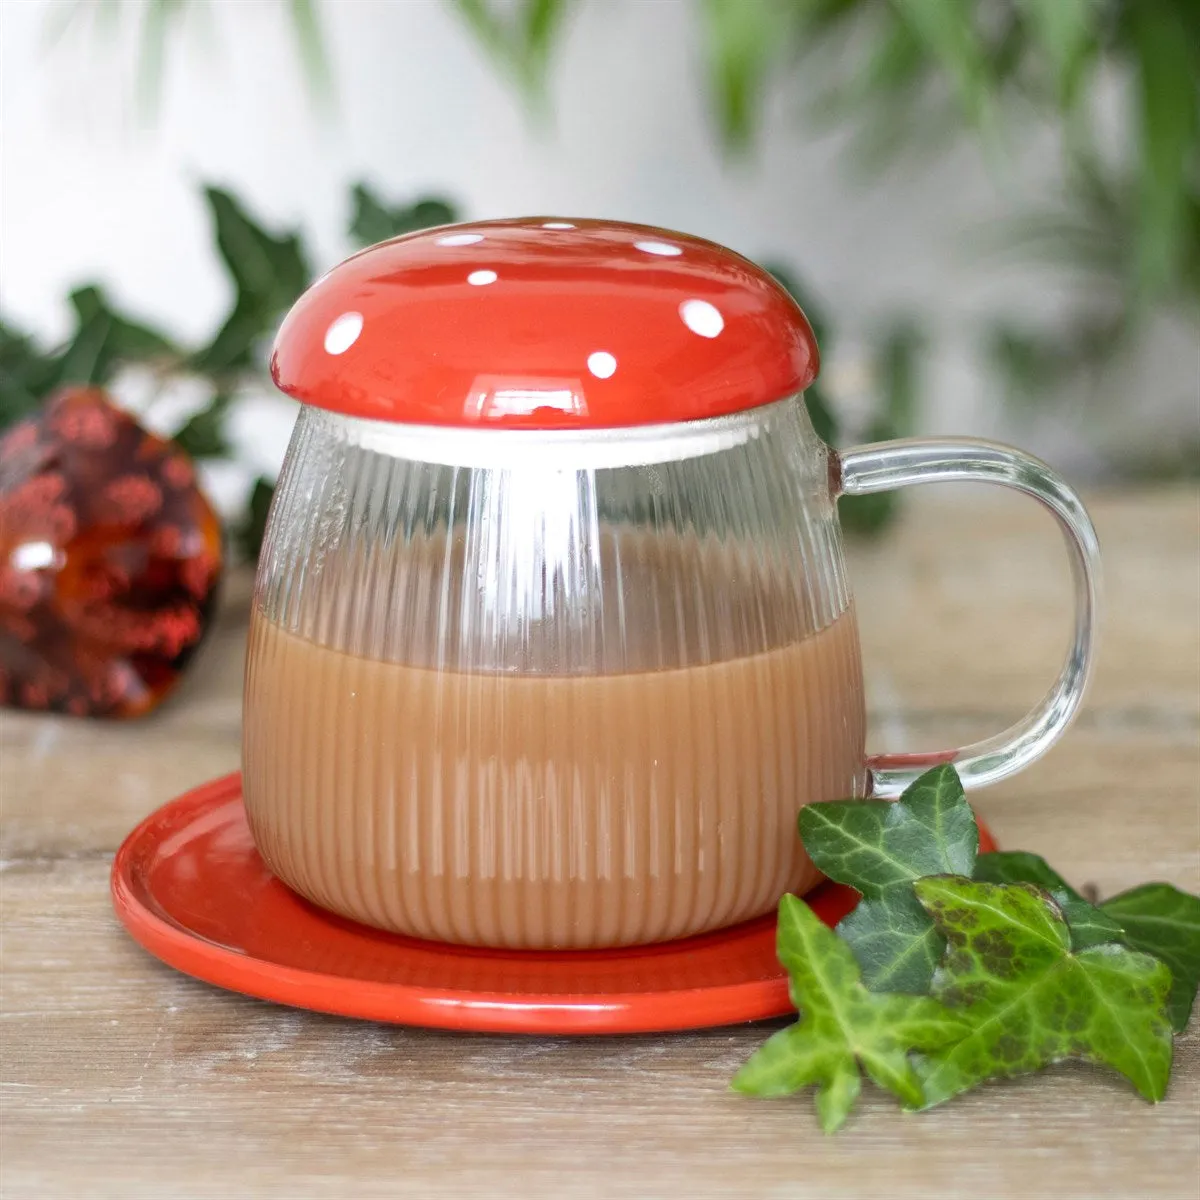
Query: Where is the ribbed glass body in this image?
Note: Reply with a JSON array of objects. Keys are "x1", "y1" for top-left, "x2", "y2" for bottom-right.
[{"x1": 243, "y1": 397, "x2": 867, "y2": 948}]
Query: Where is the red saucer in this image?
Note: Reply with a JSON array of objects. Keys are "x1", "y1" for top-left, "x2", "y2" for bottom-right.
[{"x1": 112, "y1": 773, "x2": 995, "y2": 1035}]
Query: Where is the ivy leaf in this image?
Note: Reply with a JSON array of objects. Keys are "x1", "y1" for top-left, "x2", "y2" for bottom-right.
[
  {"x1": 348, "y1": 184, "x2": 458, "y2": 247},
  {"x1": 56, "y1": 285, "x2": 177, "y2": 389},
  {"x1": 801, "y1": 765, "x2": 976, "y2": 890},
  {"x1": 173, "y1": 392, "x2": 234, "y2": 460},
  {"x1": 1101, "y1": 883, "x2": 1200, "y2": 1033},
  {"x1": 974, "y1": 851, "x2": 1125, "y2": 950},
  {"x1": 731, "y1": 894, "x2": 966, "y2": 1132},
  {"x1": 0, "y1": 319, "x2": 64, "y2": 428},
  {"x1": 236, "y1": 475, "x2": 276, "y2": 561},
  {"x1": 914, "y1": 877, "x2": 1174, "y2": 1107},
  {"x1": 799, "y1": 764, "x2": 978, "y2": 993},
  {"x1": 192, "y1": 187, "x2": 311, "y2": 376}
]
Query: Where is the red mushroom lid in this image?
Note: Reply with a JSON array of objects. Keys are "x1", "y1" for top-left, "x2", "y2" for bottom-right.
[{"x1": 270, "y1": 218, "x2": 818, "y2": 430}]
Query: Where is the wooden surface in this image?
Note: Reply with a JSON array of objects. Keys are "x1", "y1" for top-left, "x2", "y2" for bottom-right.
[{"x1": 2, "y1": 487, "x2": 1198, "y2": 1199}]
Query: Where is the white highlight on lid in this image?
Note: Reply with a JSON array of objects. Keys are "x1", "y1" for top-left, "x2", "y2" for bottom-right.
[
  {"x1": 679, "y1": 298, "x2": 724, "y2": 339},
  {"x1": 542, "y1": 221, "x2": 576, "y2": 229},
  {"x1": 468, "y1": 269, "x2": 498, "y2": 286},
  {"x1": 586, "y1": 351, "x2": 617, "y2": 379},
  {"x1": 634, "y1": 240, "x2": 682, "y2": 257},
  {"x1": 323, "y1": 311, "x2": 363, "y2": 355},
  {"x1": 437, "y1": 233, "x2": 484, "y2": 246}
]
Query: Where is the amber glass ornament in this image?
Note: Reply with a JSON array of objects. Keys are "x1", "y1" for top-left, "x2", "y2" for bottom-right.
[{"x1": 0, "y1": 387, "x2": 223, "y2": 717}]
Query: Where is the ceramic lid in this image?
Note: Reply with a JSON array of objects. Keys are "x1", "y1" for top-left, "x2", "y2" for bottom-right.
[{"x1": 270, "y1": 218, "x2": 818, "y2": 430}]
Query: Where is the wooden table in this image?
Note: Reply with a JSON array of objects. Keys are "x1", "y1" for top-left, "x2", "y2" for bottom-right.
[{"x1": 3, "y1": 488, "x2": 1198, "y2": 1199}]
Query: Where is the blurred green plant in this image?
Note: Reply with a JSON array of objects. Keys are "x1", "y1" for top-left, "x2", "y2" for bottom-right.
[
  {"x1": 1, "y1": 178, "x2": 905, "y2": 545},
  {"x1": 765, "y1": 263, "x2": 923, "y2": 534},
  {"x1": 61, "y1": 0, "x2": 1199, "y2": 430},
  {"x1": 0, "y1": 182, "x2": 458, "y2": 553},
  {"x1": 452, "y1": 0, "x2": 1199, "y2": 412},
  {"x1": 53, "y1": 0, "x2": 332, "y2": 113}
]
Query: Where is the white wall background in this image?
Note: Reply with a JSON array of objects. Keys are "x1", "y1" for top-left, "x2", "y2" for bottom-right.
[{"x1": 3, "y1": 0, "x2": 1197, "y2": 511}]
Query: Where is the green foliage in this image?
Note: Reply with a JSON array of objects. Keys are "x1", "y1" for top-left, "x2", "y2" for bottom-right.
[
  {"x1": 1101, "y1": 883, "x2": 1200, "y2": 1032},
  {"x1": 915, "y1": 876, "x2": 1174, "y2": 1106},
  {"x1": 698, "y1": 0, "x2": 792, "y2": 151},
  {"x1": 59, "y1": 1, "x2": 331, "y2": 116},
  {"x1": 449, "y1": 0, "x2": 573, "y2": 102},
  {"x1": 765, "y1": 262, "x2": 917, "y2": 536},
  {"x1": 348, "y1": 184, "x2": 458, "y2": 247},
  {"x1": 1, "y1": 320, "x2": 67, "y2": 429},
  {"x1": 731, "y1": 893, "x2": 967, "y2": 1132},
  {"x1": 971, "y1": 856, "x2": 1200, "y2": 1032},
  {"x1": 192, "y1": 187, "x2": 311, "y2": 377},
  {"x1": 0, "y1": 181, "x2": 455, "y2": 556},
  {"x1": 758, "y1": 763, "x2": 1200, "y2": 1128},
  {"x1": 974, "y1": 850, "x2": 1125, "y2": 950},
  {"x1": 452, "y1": 0, "x2": 1199, "y2": 416},
  {"x1": 839, "y1": 321, "x2": 925, "y2": 535},
  {"x1": 1128, "y1": 1, "x2": 1200, "y2": 297},
  {"x1": 0, "y1": 288, "x2": 177, "y2": 429},
  {"x1": 800, "y1": 764, "x2": 978, "y2": 992},
  {"x1": 173, "y1": 391, "x2": 235, "y2": 460},
  {"x1": 59, "y1": 284, "x2": 178, "y2": 386},
  {"x1": 763, "y1": 262, "x2": 839, "y2": 446},
  {"x1": 237, "y1": 475, "x2": 277, "y2": 560}
]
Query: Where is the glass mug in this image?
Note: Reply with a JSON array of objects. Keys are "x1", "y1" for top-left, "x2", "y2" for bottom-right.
[{"x1": 243, "y1": 219, "x2": 1100, "y2": 951}]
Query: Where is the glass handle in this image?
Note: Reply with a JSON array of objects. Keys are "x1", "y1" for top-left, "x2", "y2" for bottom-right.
[{"x1": 836, "y1": 438, "x2": 1102, "y2": 798}]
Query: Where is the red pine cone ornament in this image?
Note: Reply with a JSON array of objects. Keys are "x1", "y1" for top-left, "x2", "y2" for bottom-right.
[{"x1": 0, "y1": 387, "x2": 224, "y2": 717}]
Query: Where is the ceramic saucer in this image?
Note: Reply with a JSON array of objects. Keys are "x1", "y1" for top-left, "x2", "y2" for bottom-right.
[{"x1": 112, "y1": 773, "x2": 994, "y2": 1035}]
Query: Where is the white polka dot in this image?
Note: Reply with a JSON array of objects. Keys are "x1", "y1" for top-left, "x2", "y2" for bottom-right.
[
  {"x1": 323, "y1": 311, "x2": 363, "y2": 355},
  {"x1": 679, "y1": 299, "x2": 724, "y2": 339},
  {"x1": 468, "y1": 270, "x2": 498, "y2": 286},
  {"x1": 634, "y1": 240, "x2": 682, "y2": 257},
  {"x1": 542, "y1": 222, "x2": 576, "y2": 230},
  {"x1": 587, "y1": 351, "x2": 617, "y2": 379},
  {"x1": 437, "y1": 233, "x2": 484, "y2": 246}
]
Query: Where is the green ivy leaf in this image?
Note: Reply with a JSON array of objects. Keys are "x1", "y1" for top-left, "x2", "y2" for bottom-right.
[
  {"x1": 801, "y1": 765, "x2": 977, "y2": 890},
  {"x1": 173, "y1": 392, "x2": 234, "y2": 460},
  {"x1": 0, "y1": 319, "x2": 64, "y2": 428},
  {"x1": 974, "y1": 851, "x2": 1125, "y2": 950},
  {"x1": 799, "y1": 764, "x2": 978, "y2": 993},
  {"x1": 237, "y1": 475, "x2": 276, "y2": 561},
  {"x1": 54, "y1": 284, "x2": 178, "y2": 390},
  {"x1": 914, "y1": 876, "x2": 1174, "y2": 1107},
  {"x1": 192, "y1": 187, "x2": 311, "y2": 375},
  {"x1": 1101, "y1": 883, "x2": 1200, "y2": 1033},
  {"x1": 731, "y1": 894, "x2": 966, "y2": 1132},
  {"x1": 348, "y1": 184, "x2": 458, "y2": 248}
]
